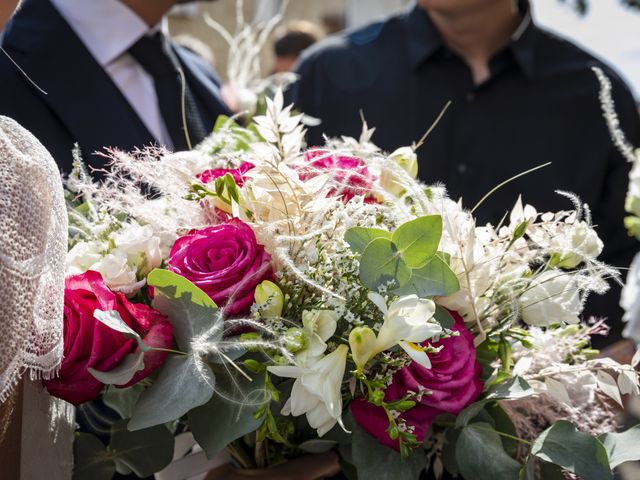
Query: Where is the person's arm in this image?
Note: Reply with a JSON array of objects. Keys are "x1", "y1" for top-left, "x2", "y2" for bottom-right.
[
  {"x1": 0, "y1": 378, "x2": 23, "y2": 479},
  {"x1": 204, "y1": 452, "x2": 341, "y2": 480}
]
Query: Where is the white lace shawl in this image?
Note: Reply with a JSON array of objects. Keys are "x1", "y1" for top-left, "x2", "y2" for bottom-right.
[{"x1": 0, "y1": 116, "x2": 66, "y2": 402}]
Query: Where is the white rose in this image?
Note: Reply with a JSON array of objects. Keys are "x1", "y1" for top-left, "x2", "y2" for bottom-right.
[
  {"x1": 110, "y1": 223, "x2": 162, "y2": 276},
  {"x1": 66, "y1": 241, "x2": 103, "y2": 274},
  {"x1": 92, "y1": 253, "x2": 141, "y2": 292},
  {"x1": 554, "y1": 222, "x2": 603, "y2": 269},
  {"x1": 520, "y1": 270, "x2": 582, "y2": 326}
]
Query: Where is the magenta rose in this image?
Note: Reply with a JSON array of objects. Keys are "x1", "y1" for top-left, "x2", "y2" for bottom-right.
[
  {"x1": 167, "y1": 218, "x2": 273, "y2": 315},
  {"x1": 44, "y1": 271, "x2": 173, "y2": 405},
  {"x1": 197, "y1": 161, "x2": 255, "y2": 186},
  {"x1": 351, "y1": 310, "x2": 483, "y2": 449},
  {"x1": 300, "y1": 149, "x2": 376, "y2": 203}
]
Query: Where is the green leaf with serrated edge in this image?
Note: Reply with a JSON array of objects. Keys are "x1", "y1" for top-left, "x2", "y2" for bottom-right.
[
  {"x1": 350, "y1": 420, "x2": 426, "y2": 480},
  {"x1": 433, "y1": 305, "x2": 455, "y2": 328},
  {"x1": 531, "y1": 421, "x2": 612, "y2": 480},
  {"x1": 598, "y1": 424, "x2": 640, "y2": 468},
  {"x1": 148, "y1": 269, "x2": 221, "y2": 353},
  {"x1": 103, "y1": 384, "x2": 144, "y2": 420},
  {"x1": 128, "y1": 355, "x2": 215, "y2": 431},
  {"x1": 109, "y1": 420, "x2": 174, "y2": 477},
  {"x1": 359, "y1": 237, "x2": 411, "y2": 292},
  {"x1": 188, "y1": 370, "x2": 266, "y2": 459},
  {"x1": 392, "y1": 254, "x2": 459, "y2": 298},
  {"x1": 89, "y1": 351, "x2": 144, "y2": 386},
  {"x1": 72, "y1": 433, "x2": 115, "y2": 480},
  {"x1": 392, "y1": 215, "x2": 442, "y2": 268},
  {"x1": 344, "y1": 227, "x2": 391, "y2": 254},
  {"x1": 94, "y1": 309, "x2": 150, "y2": 352},
  {"x1": 456, "y1": 422, "x2": 522, "y2": 480}
]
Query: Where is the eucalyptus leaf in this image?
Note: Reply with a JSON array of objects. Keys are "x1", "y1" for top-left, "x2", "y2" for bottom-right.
[
  {"x1": 456, "y1": 422, "x2": 522, "y2": 480},
  {"x1": 392, "y1": 215, "x2": 442, "y2": 268},
  {"x1": 531, "y1": 420, "x2": 612, "y2": 480},
  {"x1": 344, "y1": 227, "x2": 392, "y2": 254},
  {"x1": 148, "y1": 269, "x2": 222, "y2": 353},
  {"x1": 359, "y1": 238, "x2": 411, "y2": 292},
  {"x1": 298, "y1": 439, "x2": 338, "y2": 454},
  {"x1": 189, "y1": 370, "x2": 266, "y2": 459},
  {"x1": 351, "y1": 422, "x2": 426, "y2": 480},
  {"x1": 598, "y1": 424, "x2": 640, "y2": 468},
  {"x1": 487, "y1": 376, "x2": 534, "y2": 400},
  {"x1": 129, "y1": 354, "x2": 215, "y2": 431},
  {"x1": 88, "y1": 351, "x2": 144, "y2": 386},
  {"x1": 72, "y1": 433, "x2": 115, "y2": 480},
  {"x1": 392, "y1": 254, "x2": 459, "y2": 298},
  {"x1": 94, "y1": 309, "x2": 149, "y2": 352},
  {"x1": 103, "y1": 384, "x2": 145, "y2": 420},
  {"x1": 433, "y1": 305, "x2": 455, "y2": 329},
  {"x1": 109, "y1": 420, "x2": 174, "y2": 477}
]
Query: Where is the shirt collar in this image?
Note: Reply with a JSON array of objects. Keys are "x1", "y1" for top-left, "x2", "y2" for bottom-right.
[
  {"x1": 403, "y1": 0, "x2": 538, "y2": 79},
  {"x1": 50, "y1": 0, "x2": 163, "y2": 67}
]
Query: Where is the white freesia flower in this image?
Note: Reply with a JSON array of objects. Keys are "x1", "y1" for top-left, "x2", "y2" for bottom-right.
[
  {"x1": 520, "y1": 270, "x2": 582, "y2": 326},
  {"x1": 269, "y1": 345, "x2": 348, "y2": 437},
  {"x1": 380, "y1": 146, "x2": 419, "y2": 196},
  {"x1": 369, "y1": 293, "x2": 441, "y2": 368},
  {"x1": 295, "y1": 310, "x2": 339, "y2": 366}
]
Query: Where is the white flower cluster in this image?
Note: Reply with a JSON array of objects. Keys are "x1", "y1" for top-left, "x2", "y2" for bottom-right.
[{"x1": 66, "y1": 220, "x2": 162, "y2": 294}]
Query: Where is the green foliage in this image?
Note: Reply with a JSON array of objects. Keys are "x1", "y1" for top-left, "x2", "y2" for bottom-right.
[
  {"x1": 127, "y1": 269, "x2": 223, "y2": 431},
  {"x1": 433, "y1": 305, "x2": 455, "y2": 328},
  {"x1": 103, "y1": 384, "x2": 144, "y2": 420},
  {"x1": 598, "y1": 424, "x2": 640, "y2": 469},
  {"x1": 188, "y1": 369, "x2": 268, "y2": 459},
  {"x1": 89, "y1": 351, "x2": 144, "y2": 386},
  {"x1": 344, "y1": 227, "x2": 391, "y2": 254},
  {"x1": 72, "y1": 422, "x2": 174, "y2": 480},
  {"x1": 346, "y1": 215, "x2": 460, "y2": 299},
  {"x1": 392, "y1": 216, "x2": 442, "y2": 268},
  {"x1": 358, "y1": 237, "x2": 411, "y2": 291},
  {"x1": 350, "y1": 420, "x2": 427, "y2": 480},
  {"x1": 128, "y1": 355, "x2": 216, "y2": 431},
  {"x1": 531, "y1": 420, "x2": 612, "y2": 480},
  {"x1": 456, "y1": 422, "x2": 522, "y2": 480}
]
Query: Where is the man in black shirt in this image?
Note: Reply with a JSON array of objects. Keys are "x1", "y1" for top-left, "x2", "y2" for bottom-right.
[{"x1": 290, "y1": 0, "x2": 640, "y2": 343}]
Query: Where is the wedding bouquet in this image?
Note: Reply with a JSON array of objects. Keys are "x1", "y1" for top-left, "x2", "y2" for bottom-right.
[{"x1": 55, "y1": 91, "x2": 640, "y2": 480}]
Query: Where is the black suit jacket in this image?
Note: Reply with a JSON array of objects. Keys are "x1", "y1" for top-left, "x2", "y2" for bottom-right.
[{"x1": 0, "y1": 0, "x2": 230, "y2": 174}]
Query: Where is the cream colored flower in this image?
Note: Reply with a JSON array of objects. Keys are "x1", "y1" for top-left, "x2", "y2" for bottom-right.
[{"x1": 520, "y1": 270, "x2": 582, "y2": 326}]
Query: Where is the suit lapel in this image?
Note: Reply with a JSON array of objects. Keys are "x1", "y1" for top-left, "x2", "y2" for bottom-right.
[
  {"x1": 173, "y1": 46, "x2": 231, "y2": 132},
  {"x1": 2, "y1": 0, "x2": 155, "y2": 167}
]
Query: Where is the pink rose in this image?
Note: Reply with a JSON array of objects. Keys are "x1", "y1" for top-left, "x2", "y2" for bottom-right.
[
  {"x1": 44, "y1": 271, "x2": 173, "y2": 405},
  {"x1": 351, "y1": 311, "x2": 483, "y2": 449},
  {"x1": 300, "y1": 149, "x2": 376, "y2": 203},
  {"x1": 197, "y1": 161, "x2": 255, "y2": 187},
  {"x1": 167, "y1": 218, "x2": 273, "y2": 316}
]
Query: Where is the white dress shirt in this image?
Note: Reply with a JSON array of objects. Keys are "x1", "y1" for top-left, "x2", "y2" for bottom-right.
[{"x1": 50, "y1": 0, "x2": 174, "y2": 148}]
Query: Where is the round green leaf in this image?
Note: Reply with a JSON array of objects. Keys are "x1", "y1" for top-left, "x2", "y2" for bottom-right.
[
  {"x1": 72, "y1": 433, "x2": 115, "y2": 480},
  {"x1": 392, "y1": 215, "x2": 442, "y2": 268},
  {"x1": 359, "y1": 238, "x2": 411, "y2": 292},
  {"x1": 109, "y1": 420, "x2": 174, "y2": 478},
  {"x1": 344, "y1": 227, "x2": 392, "y2": 254},
  {"x1": 456, "y1": 422, "x2": 522, "y2": 480},
  {"x1": 531, "y1": 420, "x2": 612, "y2": 480},
  {"x1": 599, "y1": 424, "x2": 640, "y2": 468},
  {"x1": 392, "y1": 254, "x2": 459, "y2": 298}
]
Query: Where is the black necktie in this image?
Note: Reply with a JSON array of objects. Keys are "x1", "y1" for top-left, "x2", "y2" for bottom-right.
[{"x1": 128, "y1": 32, "x2": 206, "y2": 150}]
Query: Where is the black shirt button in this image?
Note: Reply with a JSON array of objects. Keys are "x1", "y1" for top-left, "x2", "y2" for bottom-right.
[
  {"x1": 466, "y1": 92, "x2": 475, "y2": 102},
  {"x1": 457, "y1": 163, "x2": 467, "y2": 174}
]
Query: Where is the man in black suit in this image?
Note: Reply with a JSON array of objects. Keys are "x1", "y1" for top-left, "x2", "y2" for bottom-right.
[
  {"x1": 0, "y1": 0, "x2": 230, "y2": 174},
  {"x1": 290, "y1": 0, "x2": 640, "y2": 343}
]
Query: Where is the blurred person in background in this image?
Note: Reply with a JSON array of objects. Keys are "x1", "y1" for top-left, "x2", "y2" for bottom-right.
[
  {"x1": 289, "y1": 0, "x2": 640, "y2": 348},
  {"x1": 0, "y1": 0, "x2": 231, "y2": 174},
  {"x1": 272, "y1": 20, "x2": 323, "y2": 73}
]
